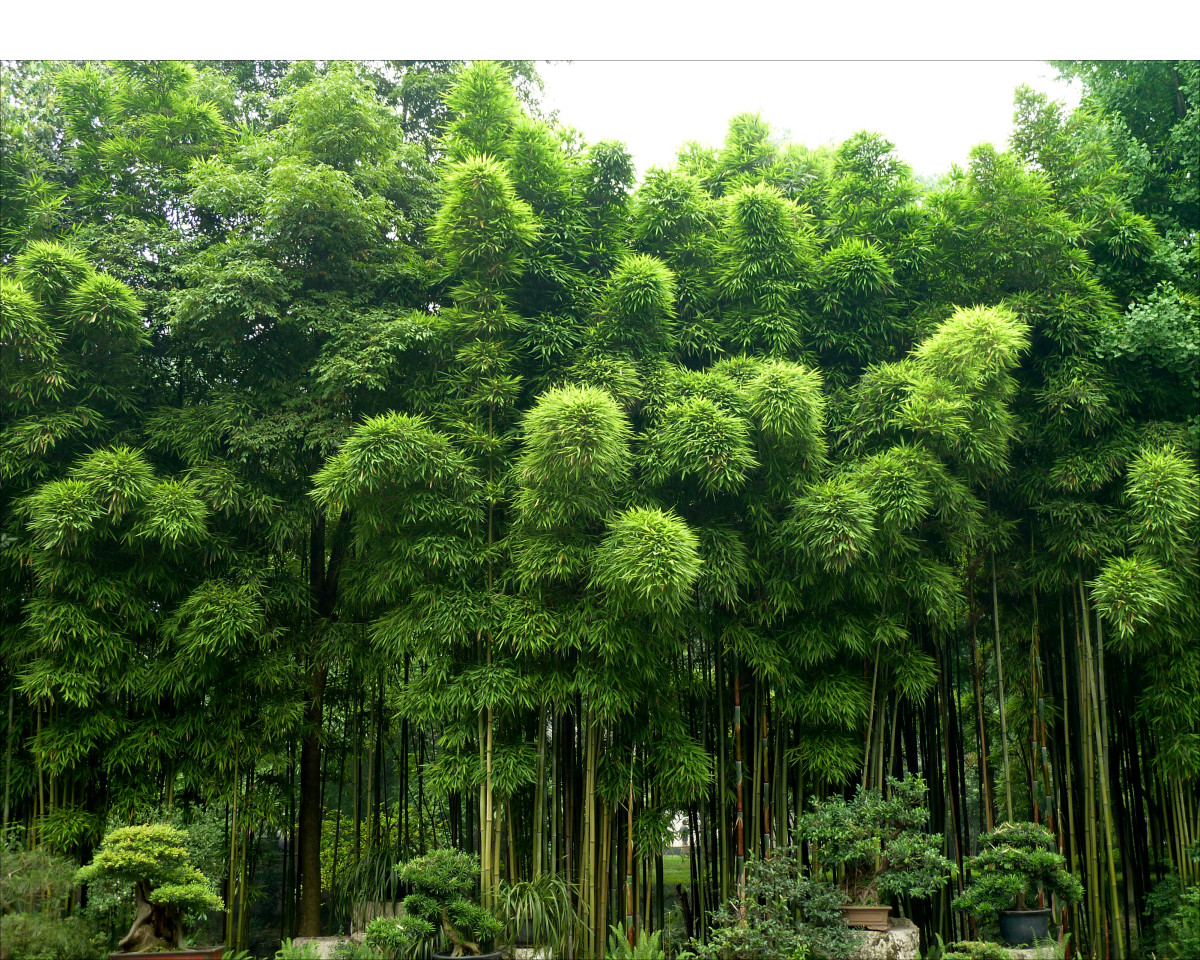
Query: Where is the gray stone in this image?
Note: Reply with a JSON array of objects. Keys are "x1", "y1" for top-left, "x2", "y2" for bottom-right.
[
  {"x1": 349, "y1": 900, "x2": 401, "y2": 941},
  {"x1": 289, "y1": 937, "x2": 346, "y2": 959},
  {"x1": 849, "y1": 916, "x2": 920, "y2": 960}
]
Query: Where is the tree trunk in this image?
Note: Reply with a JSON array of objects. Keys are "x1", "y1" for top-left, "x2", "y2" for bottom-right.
[
  {"x1": 120, "y1": 882, "x2": 182, "y2": 952},
  {"x1": 298, "y1": 665, "x2": 329, "y2": 936}
]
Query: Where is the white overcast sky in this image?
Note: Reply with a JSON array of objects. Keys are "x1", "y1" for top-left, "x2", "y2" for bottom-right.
[
  {"x1": 7, "y1": 0, "x2": 1194, "y2": 183},
  {"x1": 538, "y1": 61, "x2": 1081, "y2": 181}
]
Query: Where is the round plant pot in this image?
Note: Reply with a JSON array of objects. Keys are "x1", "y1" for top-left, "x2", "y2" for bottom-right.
[
  {"x1": 999, "y1": 907, "x2": 1052, "y2": 946},
  {"x1": 433, "y1": 952, "x2": 504, "y2": 960},
  {"x1": 840, "y1": 904, "x2": 892, "y2": 931}
]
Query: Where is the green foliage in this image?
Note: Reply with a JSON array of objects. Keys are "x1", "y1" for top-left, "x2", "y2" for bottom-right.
[
  {"x1": 0, "y1": 839, "x2": 105, "y2": 960},
  {"x1": 276, "y1": 940, "x2": 324, "y2": 960},
  {"x1": 796, "y1": 774, "x2": 955, "y2": 904},
  {"x1": 933, "y1": 938, "x2": 1012, "y2": 960},
  {"x1": 697, "y1": 847, "x2": 853, "y2": 960},
  {"x1": 393, "y1": 849, "x2": 501, "y2": 956},
  {"x1": 607, "y1": 921, "x2": 666, "y2": 959},
  {"x1": 591, "y1": 508, "x2": 701, "y2": 618},
  {"x1": 1142, "y1": 873, "x2": 1200, "y2": 960},
  {"x1": 363, "y1": 916, "x2": 407, "y2": 957},
  {"x1": 0, "y1": 912, "x2": 106, "y2": 960},
  {"x1": 594, "y1": 254, "x2": 678, "y2": 358},
  {"x1": 953, "y1": 822, "x2": 1084, "y2": 925},
  {"x1": 515, "y1": 385, "x2": 633, "y2": 528},
  {"x1": 76, "y1": 824, "x2": 223, "y2": 916},
  {"x1": 496, "y1": 873, "x2": 581, "y2": 954}
]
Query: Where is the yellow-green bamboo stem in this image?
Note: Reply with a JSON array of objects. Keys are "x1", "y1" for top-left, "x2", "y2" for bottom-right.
[{"x1": 992, "y1": 550, "x2": 1014, "y2": 821}]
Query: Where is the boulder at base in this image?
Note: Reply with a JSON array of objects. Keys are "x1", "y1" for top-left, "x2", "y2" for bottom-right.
[
  {"x1": 289, "y1": 937, "x2": 345, "y2": 959},
  {"x1": 850, "y1": 916, "x2": 920, "y2": 960}
]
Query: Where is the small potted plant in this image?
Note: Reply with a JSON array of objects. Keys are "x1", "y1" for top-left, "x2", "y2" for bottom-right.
[
  {"x1": 953, "y1": 821, "x2": 1084, "y2": 946},
  {"x1": 380, "y1": 848, "x2": 502, "y2": 959},
  {"x1": 496, "y1": 873, "x2": 579, "y2": 958},
  {"x1": 796, "y1": 774, "x2": 956, "y2": 931},
  {"x1": 75, "y1": 823, "x2": 225, "y2": 957}
]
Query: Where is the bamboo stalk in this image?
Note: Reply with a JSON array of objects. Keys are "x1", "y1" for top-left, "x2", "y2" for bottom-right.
[
  {"x1": 1079, "y1": 574, "x2": 1124, "y2": 958},
  {"x1": 761, "y1": 689, "x2": 770, "y2": 857},
  {"x1": 534, "y1": 702, "x2": 547, "y2": 876},
  {"x1": 991, "y1": 550, "x2": 1014, "y2": 821},
  {"x1": 626, "y1": 746, "x2": 634, "y2": 942},
  {"x1": 734, "y1": 670, "x2": 745, "y2": 898}
]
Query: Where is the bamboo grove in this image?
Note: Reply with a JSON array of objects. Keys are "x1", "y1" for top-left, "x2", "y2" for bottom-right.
[{"x1": 1, "y1": 59, "x2": 1197, "y2": 958}]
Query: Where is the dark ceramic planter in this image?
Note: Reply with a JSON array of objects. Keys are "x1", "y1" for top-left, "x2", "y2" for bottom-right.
[
  {"x1": 110, "y1": 949, "x2": 224, "y2": 960},
  {"x1": 840, "y1": 904, "x2": 892, "y2": 931},
  {"x1": 999, "y1": 908, "x2": 1051, "y2": 946}
]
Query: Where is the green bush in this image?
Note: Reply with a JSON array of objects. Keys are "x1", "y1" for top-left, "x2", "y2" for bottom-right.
[
  {"x1": 75, "y1": 823, "x2": 224, "y2": 952},
  {"x1": 697, "y1": 846, "x2": 852, "y2": 960},
  {"x1": 935, "y1": 938, "x2": 1012, "y2": 960},
  {"x1": 276, "y1": 938, "x2": 323, "y2": 959},
  {"x1": 0, "y1": 911, "x2": 105, "y2": 960},
  {"x1": 796, "y1": 773, "x2": 955, "y2": 904},
  {"x1": 607, "y1": 921, "x2": 666, "y2": 959},
  {"x1": 0, "y1": 840, "x2": 104, "y2": 960},
  {"x1": 496, "y1": 872, "x2": 580, "y2": 955},
  {"x1": 391, "y1": 848, "x2": 501, "y2": 957},
  {"x1": 363, "y1": 916, "x2": 406, "y2": 958},
  {"x1": 1143, "y1": 873, "x2": 1200, "y2": 960},
  {"x1": 953, "y1": 822, "x2": 1083, "y2": 926}
]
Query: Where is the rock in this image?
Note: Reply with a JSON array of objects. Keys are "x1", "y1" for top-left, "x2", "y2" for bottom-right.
[
  {"x1": 290, "y1": 937, "x2": 346, "y2": 959},
  {"x1": 849, "y1": 916, "x2": 920, "y2": 960}
]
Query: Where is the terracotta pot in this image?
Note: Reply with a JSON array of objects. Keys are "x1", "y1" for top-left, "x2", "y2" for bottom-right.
[
  {"x1": 999, "y1": 907, "x2": 1052, "y2": 946},
  {"x1": 110, "y1": 948, "x2": 224, "y2": 960},
  {"x1": 840, "y1": 904, "x2": 892, "y2": 931}
]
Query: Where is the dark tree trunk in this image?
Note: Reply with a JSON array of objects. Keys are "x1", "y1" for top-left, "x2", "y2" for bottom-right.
[
  {"x1": 298, "y1": 666, "x2": 328, "y2": 936},
  {"x1": 119, "y1": 882, "x2": 182, "y2": 952},
  {"x1": 296, "y1": 510, "x2": 350, "y2": 937}
]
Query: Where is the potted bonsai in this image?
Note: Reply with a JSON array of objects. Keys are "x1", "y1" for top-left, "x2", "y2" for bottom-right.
[
  {"x1": 75, "y1": 823, "x2": 225, "y2": 958},
  {"x1": 382, "y1": 848, "x2": 502, "y2": 959},
  {"x1": 796, "y1": 774, "x2": 955, "y2": 931},
  {"x1": 953, "y1": 821, "x2": 1084, "y2": 946}
]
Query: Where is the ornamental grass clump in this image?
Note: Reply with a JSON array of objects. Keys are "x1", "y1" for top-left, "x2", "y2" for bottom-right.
[
  {"x1": 953, "y1": 821, "x2": 1084, "y2": 924},
  {"x1": 75, "y1": 824, "x2": 223, "y2": 953},
  {"x1": 388, "y1": 849, "x2": 501, "y2": 958},
  {"x1": 796, "y1": 773, "x2": 955, "y2": 905}
]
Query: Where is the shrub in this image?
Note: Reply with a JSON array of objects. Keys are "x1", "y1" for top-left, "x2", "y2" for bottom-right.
[
  {"x1": 935, "y1": 938, "x2": 1012, "y2": 960},
  {"x1": 0, "y1": 840, "x2": 105, "y2": 960},
  {"x1": 496, "y1": 872, "x2": 580, "y2": 955},
  {"x1": 607, "y1": 922, "x2": 666, "y2": 959},
  {"x1": 1143, "y1": 872, "x2": 1200, "y2": 960},
  {"x1": 391, "y1": 848, "x2": 501, "y2": 957},
  {"x1": 75, "y1": 823, "x2": 223, "y2": 952},
  {"x1": 953, "y1": 822, "x2": 1083, "y2": 925},
  {"x1": 697, "y1": 846, "x2": 852, "y2": 960},
  {"x1": 796, "y1": 773, "x2": 955, "y2": 905}
]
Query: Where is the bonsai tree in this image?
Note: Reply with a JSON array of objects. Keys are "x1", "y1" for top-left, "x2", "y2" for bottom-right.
[
  {"x1": 953, "y1": 821, "x2": 1084, "y2": 925},
  {"x1": 796, "y1": 774, "x2": 955, "y2": 905},
  {"x1": 390, "y1": 849, "x2": 502, "y2": 958},
  {"x1": 75, "y1": 824, "x2": 223, "y2": 952},
  {"x1": 698, "y1": 847, "x2": 853, "y2": 960}
]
